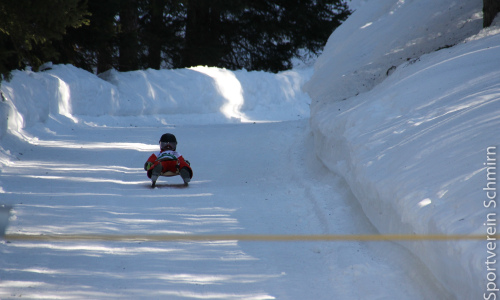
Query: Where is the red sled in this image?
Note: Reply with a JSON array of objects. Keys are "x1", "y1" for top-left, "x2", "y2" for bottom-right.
[{"x1": 145, "y1": 153, "x2": 193, "y2": 188}]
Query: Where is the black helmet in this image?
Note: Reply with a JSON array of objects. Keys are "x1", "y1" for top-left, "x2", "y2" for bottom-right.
[{"x1": 159, "y1": 133, "x2": 177, "y2": 151}]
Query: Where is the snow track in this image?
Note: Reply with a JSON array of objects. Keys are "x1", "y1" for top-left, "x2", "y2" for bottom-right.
[{"x1": 0, "y1": 119, "x2": 448, "y2": 299}]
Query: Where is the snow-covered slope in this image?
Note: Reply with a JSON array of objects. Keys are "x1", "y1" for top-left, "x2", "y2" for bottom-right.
[
  {"x1": 305, "y1": 0, "x2": 483, "y2": 112},
  {"x1": 305, "y1": 0, "x2": 499, "y2": 298}
]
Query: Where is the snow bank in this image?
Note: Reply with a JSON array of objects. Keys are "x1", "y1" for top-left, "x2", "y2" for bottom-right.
[
  {"x1": 306, "y1": 0, "x2": 499, "y2": 297},
  {"x1": 305, "y1": 0, "x2": 483, "y2": 113},
  {"x1": 0, "y1": 65, "x2": 311, "y2": 140}
]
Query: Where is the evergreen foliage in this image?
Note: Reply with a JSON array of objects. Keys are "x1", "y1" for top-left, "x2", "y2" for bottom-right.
[
  {"x1": 1, "y1": 0, "x2": 351, "y2": 76},
  {"x1": 1, "y1": 1, "x2": 497, "y2": 76},
  {"x1": 0, "y1": 0, "x2": 89, "y2": 80},
  {"x1": 181, "y1": 0, "x2": 351, "y2": 72}
]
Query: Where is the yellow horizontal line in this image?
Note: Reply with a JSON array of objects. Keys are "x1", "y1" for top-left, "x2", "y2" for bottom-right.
[{"x1": 3, "y1": 234, "x2": 497, "y2": 242}]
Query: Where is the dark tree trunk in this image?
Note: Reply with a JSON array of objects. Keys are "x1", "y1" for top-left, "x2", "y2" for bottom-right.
[
  {"x1": 146, "y1": 0, "x2": 165, "y2": 69},
  {"x1": 96, "y1": 44, "x2": 114, "y2": 74},
  {"x1": 484, "y1": 0, "x2": 500, "y2": 27},
  {"x1": 90, "y1": 0, "x2": 119, "y2": 74},
  {"x1": 119, "y1": 0, "x2": 139, "y2": 71},
  {"x1": 182, "y1": 0, "x2": 222, "y2": 68}
]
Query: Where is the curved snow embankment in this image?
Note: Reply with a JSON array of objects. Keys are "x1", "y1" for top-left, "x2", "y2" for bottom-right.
[
  {"x1": 305, "y1": 0, "x2": 482, "y2": 111},
  {"x1": 0, "y1": 64, "x2": 312, "y2": 142},
  {"x1": 309, "y1": 31, "x2": 500, "y2": 298}
]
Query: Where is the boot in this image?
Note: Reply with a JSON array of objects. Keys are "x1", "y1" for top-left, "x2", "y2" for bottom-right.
[
  {"x1": 180, "y1": 167, "x2": 191, "y2": 185},
  {"x1": 151, "y1": 163, "x2": 163, "y2": 187}
]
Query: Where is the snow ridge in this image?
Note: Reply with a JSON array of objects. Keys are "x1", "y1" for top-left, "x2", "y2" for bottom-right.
[{"x1": 0, "y1": 65, "x2": 311, "y2": 141}]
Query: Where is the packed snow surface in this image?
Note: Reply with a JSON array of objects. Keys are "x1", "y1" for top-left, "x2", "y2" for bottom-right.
[
  {"x1": 0, "y1": 0, "x2": 499, "y2": 298},
  {"x1": 0, "y1": 64, "x2": 446, "y2": 299}
]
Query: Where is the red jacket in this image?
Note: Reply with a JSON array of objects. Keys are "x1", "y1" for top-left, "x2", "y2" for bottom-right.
[{"x1": 146, "y1": 150, "x2": 192, "y2": 178}]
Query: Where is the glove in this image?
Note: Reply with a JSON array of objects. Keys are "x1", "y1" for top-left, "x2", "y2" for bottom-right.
[{"x1": 144, "y1": 162, "x2": 154, "y2": 171}]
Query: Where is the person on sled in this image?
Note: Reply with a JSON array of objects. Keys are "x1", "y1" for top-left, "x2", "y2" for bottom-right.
[{"x1": 144, "y1": 133, "x2": 193, "y2": 187}]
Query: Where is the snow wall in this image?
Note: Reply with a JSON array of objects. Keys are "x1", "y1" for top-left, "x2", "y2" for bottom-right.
[
  {"x1": 0, "y1": 65, "x2": 312, "y2": 141},
  {"x1": 305, "y1": 0, "x2": 499, "y2": 298}
]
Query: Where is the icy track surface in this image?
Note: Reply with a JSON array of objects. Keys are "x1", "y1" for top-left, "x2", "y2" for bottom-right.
[{"x1": 0, "y1": 119, "x2": 447, "y2": 299}]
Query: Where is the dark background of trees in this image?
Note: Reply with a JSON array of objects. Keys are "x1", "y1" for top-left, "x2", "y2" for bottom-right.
[
  {"x1": 2, "y1": 0, "x2": 499, "y2": 81},
  {"x1": 0, "y1": 0, "x2": 351, "y2": 79}
]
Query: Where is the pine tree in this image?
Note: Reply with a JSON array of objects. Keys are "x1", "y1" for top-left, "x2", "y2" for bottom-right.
[
  {"x1": 89, "y1": 0, "x2": 120, "y2": 74},
  {"x1": 140, "y1": 0, "x2": 184, "y2": 69},
  {"x1": 234, "y1": 0, "x2": 351, "y2": 72},
  {"x1": 2, "y1": 0, "x2": 350, "y2": 75},
  {"x1": 0, "y1": 0, "x2": 89, "y2": 79},
  {"x1": 142, "y1": 0, "x2": 167, "y2": 69},
  {"x1": 182, "y1": 0, "x2": 227, "y2": 68},
  {"x1": 179, "y1": 0, "x2": 351, "y2": 72}
]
